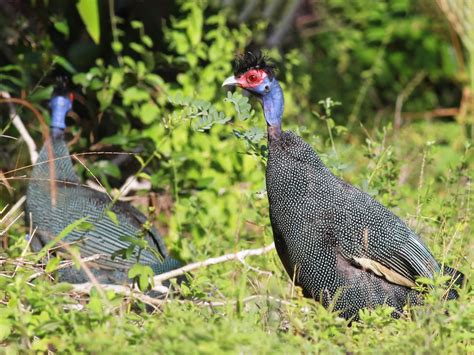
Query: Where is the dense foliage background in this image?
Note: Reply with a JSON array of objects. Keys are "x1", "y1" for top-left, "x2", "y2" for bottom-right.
[{"x1": 0, "y1": 0, "x2": 472, "y2": 353}]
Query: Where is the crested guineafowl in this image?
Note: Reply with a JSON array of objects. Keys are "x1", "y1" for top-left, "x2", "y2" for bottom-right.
[
  {"x1": 222, "y1": 51, "x2": 464, "y2": 320},
  {"x1": 26, "y1": 79, "x2": 181, "y2": 284}
]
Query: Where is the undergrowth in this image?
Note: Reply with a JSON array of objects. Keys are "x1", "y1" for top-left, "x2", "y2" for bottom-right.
[{"x1": 0, "y1": 1, "x2": 473, "y2": 353}]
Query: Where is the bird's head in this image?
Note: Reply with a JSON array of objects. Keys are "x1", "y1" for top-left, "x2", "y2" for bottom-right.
[
  {"x1": 222, "y1": 50, "x2": 277, "y2": 97},
  {"x1": 223, "y1": 50, "x2": 283, "y2": 135},
  {"x1": 50, "y1": 77, "x2": 73, "y2": 131}
]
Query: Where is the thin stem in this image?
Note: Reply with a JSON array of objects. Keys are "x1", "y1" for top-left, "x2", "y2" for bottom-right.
[
  {"x1": 108, "y1": 0, "x2": 123, "y2": 66},
  {"x1": 326, "y1": 119, "x2": 337, "y2": 155}
]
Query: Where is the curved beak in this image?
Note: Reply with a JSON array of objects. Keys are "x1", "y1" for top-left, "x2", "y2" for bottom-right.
[{"x1": 222, "y1": 75, "x2": 239, "y2": 87}]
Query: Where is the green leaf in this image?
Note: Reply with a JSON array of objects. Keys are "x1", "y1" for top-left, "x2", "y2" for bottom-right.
[
  {"x1": 109, "y1": 70, "x2": 124, "y2": 90},
  {"x1": 135, "y1": 156, "x2": 146, "y2": 167},
  {"x1": 28, "y1": 86, "x2": 54, "y2": 102},
  {"x1": 122, "y1": 87, "x2": 149, "y2": 105},
  {"x1": 95, "y1": 160, "x2": 121, "y2": 178},
  {"x1": 130, "y1": 21, "x2": 143, "y2": 30},
  {"x1": 128, "y1": 264, "x2": 154, "y2": 290},
  {"x1": 45, "y1": 257, "x2": 61, "y2": 273},
  {"x1": 127, "y1": 264, "x2": 140, "y2": 279},
  {"x1": 130, "y1": 42, "x2": 145, "y2": 54},
  {"x1": 327, "y1": 118, "x2": 335, "y2": 129},
  {"x1": 142, "y1": 35, "x2": 153, "y2": 48},
  {"x1": 0, "y1": 64, "x2": 22, "y2": 73},
  {"x1": 53, "y1": 19, "x2": 69, "y2": 38},
  {"x1": 187, "y1": 5, "x2": 203, "y2": 47},
  {"x1": 76, "y1": 0, "x2": 101, "y2": 44},
  {"x1": 53, "y1": 55, "x2": 77, "y2": 74},
  {"x1": 416, "y1": 277, "x2": 435, "y2": 286},
  {"x1": 87, "y1": 296, "x2": 103, "y2": 316},
  {"x1": 112, "y1": 41, "x2": 123, "y2": 53},
  {"x1": 106, "y1": 210, "x2": 119, "y2": 226},
  {"x1": 97, "y1": 89, "x2": 114, "y2": 111},
  {"x1": 0, "y1": 319, "x2": 11, "y2": 342},
  {"x1": 140, "y1": 102, "x2": 160, "y2": 124},
  {"x1": 0, "y1": 74, "x2": 23, "y2": 87}
]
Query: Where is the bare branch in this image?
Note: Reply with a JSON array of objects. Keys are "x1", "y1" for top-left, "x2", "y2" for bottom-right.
[
  {"x1": 0, "y1": 195, "x2": 25, "y2": 226},
  {"x1": 118, "y1": 175, "x2": 151, "y2": 198},
  {"x1": 151, "y1": 243, "x2": 275, "y2": 288},
  {"x1": 394, "y1": 71, "x2": 426, "y2": 130},
  {"x1": 49, "y1": 243, "x2": 276, "y2": 305}
]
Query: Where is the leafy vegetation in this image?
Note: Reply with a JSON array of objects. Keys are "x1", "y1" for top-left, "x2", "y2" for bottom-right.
[{"x1": 0, "y1": 0, "x2": 472, "y2": 353}]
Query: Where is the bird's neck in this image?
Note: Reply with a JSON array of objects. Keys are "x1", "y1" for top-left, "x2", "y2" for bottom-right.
[
  {"x1": 262, "y1": 79, "x2": 284, "y2": 141},
  {"x1": 50, "y1": 96, "x2": 71, "y2": 138}
]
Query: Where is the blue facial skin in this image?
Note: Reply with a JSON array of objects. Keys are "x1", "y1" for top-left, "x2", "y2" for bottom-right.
[
  {"x1": 49, "y1": 96, "x2": 72, "y2": 137},
  {"x1": 245, "y1": 76, "x2": 284, "y2": 131}
]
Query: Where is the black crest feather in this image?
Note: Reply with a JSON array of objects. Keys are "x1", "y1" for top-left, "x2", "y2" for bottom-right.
[
  {"x1": 233, "y1": 50, "x2": 277, "y2": 79},
  {"x1": 52, "y1": 76, "x2": 70, "y2": 97}
]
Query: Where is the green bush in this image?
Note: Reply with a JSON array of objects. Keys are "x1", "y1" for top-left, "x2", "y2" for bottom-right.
[{"x1": 0, "y1": 0, "x2": 472, "y2": 353}]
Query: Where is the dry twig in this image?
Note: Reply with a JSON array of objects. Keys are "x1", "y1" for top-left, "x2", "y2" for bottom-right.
[
  {"x1": 152, "y1": 243, "x2": 275, "y2": 289},
  {"x1": 54, "y1": 244, "x2": 276, "y2": 305}
]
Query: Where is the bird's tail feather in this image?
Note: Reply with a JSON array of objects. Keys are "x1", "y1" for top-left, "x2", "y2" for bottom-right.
[
  {"x1": 152, "y1": 256, "x2": 182, "y2": 275},
  {"x1": 443, "y1": 265, "x2": 464, "y2": 300}
]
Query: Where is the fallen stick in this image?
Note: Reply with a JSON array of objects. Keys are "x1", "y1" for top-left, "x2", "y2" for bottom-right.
[
  {"x1": 152, "y1": 243, "x2": 276, "y2": 288},
  {"x1": 60, "y1": 243, "x2": 276, "y2": 304}
]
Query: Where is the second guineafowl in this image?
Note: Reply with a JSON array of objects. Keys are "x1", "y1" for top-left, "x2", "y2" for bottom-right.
[
  {"x1": 26, "y1": 80, "x2": 181, "y2": 284},
  {"x1": 223, "y1": 51, "x2": 463, "y2": 320}
]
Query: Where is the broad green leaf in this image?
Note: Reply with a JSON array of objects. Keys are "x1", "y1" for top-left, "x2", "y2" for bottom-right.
[
  {"x1": 109, "y1": 70, "x2": 124, "y2": 90},
  {"x1": 53, "y1": 19, "x2": 69, "y2": 38},
  {"x1": 28, "y1": 86, "x2": 54, "y2": 102},
  {"x1": 87, "y1": 296, "x2": 103, "y2": 316},
  {"x1": 123, "y1": 87, "x2": 150, "y2": 105},
  {"x1": 76, "y1": 0, "x2": 101, "y2": 44},
  {"x1": 140, "y1": 102, "x2": 160, "y2": 124},
  {"x1": 53, "y1": 55, "x2": 77, "y2": 74},
  {"x1": 97, "y1": 89, "x2": 114, "y2": 111},
  {"x1": 0, "y1": 319, "x2": 11, "y2": 342},
  {"x1": 128, "y1": 263, "x2": 144, "y2": 278},
  {"x1": 128, "y1": 264, "x2": 154, "y2": 290}
]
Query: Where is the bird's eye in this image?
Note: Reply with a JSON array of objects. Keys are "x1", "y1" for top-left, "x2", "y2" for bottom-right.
[{"x1": 248, "y1": 74, "x2": 258, "y2": 82}]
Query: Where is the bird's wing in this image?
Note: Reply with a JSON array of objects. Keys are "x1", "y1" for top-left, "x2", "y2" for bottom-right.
[
  {"x1": 37, "y1": 185, "x2": 164, "y2": 271},
  {"x1": 111, "y1": 199, "x2": 169, "y2": 259},
  {"x1": 29, "y1": 140, "x2": 171, "y2": 273},
  {"x1": 304, "y1": 171, "x2": 440, "y2": 288}
]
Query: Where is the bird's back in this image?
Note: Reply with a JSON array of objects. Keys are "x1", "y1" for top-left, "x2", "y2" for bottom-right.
[{"x1": 26, "y1": 137, "x2": 176, "y2": 283}]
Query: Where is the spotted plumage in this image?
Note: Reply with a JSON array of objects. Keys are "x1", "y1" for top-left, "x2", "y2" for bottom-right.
[
  {"x1": 266, "y1": 131, "x2": 428, "y2": 319},
  {"x1": 223, "y1": 51, "x2": 463, "y2": 320}
]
